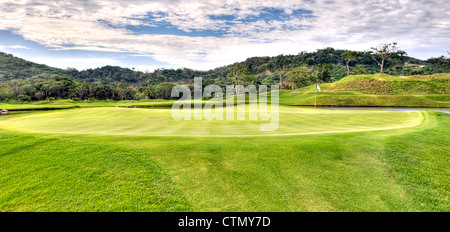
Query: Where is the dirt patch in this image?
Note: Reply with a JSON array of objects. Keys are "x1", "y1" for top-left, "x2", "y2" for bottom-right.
[{"x1": 0, "y1": 116, "x2": 26, "y2": 122}]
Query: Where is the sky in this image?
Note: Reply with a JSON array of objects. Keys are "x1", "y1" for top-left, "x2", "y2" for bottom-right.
[{"x1": 0, "y1": 0, "x2": 449, "y2": 71}]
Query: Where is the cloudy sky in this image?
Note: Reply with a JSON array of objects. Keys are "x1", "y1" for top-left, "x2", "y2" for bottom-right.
[{"x1": 0, "y1": 0, "x2": 449, "y2": 71}]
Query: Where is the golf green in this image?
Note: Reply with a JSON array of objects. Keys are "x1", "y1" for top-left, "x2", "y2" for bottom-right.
[{"x1": 0, "y1": 106, "x2": 424, "y2": 137}]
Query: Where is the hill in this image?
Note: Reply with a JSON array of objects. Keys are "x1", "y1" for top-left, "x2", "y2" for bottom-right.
[
  {"x1": 280, "y1": 74, "x2": 450, "y2": 107},
  {"x1": 1, "y1": 48, "x2": 449, "y2": 103},
  {"x1": 0, "y1": 52, "x2": 64, "y2": 80}
]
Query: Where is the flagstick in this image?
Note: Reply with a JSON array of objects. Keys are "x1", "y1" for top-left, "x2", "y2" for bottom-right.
[{"x1": 314, "y1": 82, "x2": 318, "y2": 113}]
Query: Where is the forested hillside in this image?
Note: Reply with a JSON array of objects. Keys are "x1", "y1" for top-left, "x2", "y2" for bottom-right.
[{"x1": 1, "y1": 47, "x2": 449, "y2": 102}]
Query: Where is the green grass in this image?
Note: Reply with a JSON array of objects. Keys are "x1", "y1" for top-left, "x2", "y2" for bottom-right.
[
  {"x1": 0, "y1": 106, "x2": 424, "y2": 136},
  {"x1": 0, "y1": 130, "x2": 191, "y2": 212},
  {"x1": 283, "y1": 94, "x2": 450, "y2": 107},
  {"x1": 0, "y1": 107, "x2": 449, "y2": 211},
  {"x1": 280, "y1": 73, "x2": 450, "y2": 107},
  {"x1": 0, "y1": 99, "x2": 175, "y2": 111}
]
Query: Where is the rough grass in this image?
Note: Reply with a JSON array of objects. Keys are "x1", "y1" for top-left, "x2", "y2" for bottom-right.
[
  {"x1": 0, "y1": 130, "x2": 191, "y2": 212},
  {"x1": 381, "y1": 111, "x2": 450, "y2": 211},
  {"x1": 280, "y1": 74, "x2": 450, "y2": 107},
  {"x1": 332, "y1": 74, "x2": 450, "y2": 94}
]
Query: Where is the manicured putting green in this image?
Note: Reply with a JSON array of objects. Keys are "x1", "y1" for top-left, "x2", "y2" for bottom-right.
[{"x1": 1, "y1": 106, "x2": 424, "y2": 136}]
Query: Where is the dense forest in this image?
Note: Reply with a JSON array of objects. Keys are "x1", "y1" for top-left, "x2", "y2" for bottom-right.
[{"x1": 1, "y1": 46, "x2": 449, "y2": 102}]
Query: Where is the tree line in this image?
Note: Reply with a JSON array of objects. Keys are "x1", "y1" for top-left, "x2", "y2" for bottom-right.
[{"x1": 0, "y1": 43, "x2": 449, "y2": 102}]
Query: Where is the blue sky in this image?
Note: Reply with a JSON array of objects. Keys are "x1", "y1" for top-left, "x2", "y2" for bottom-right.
[{"x1": 0, "y1": 0, "x2": 449, "y2": 71}]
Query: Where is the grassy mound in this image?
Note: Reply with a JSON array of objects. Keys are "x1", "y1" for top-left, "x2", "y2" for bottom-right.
[
  {"x1": 331, "y1": 74, "x2": 450, "y2": 95},
  {"x1": 281, "y1": 74, "x2": 450, "y2": 107}
]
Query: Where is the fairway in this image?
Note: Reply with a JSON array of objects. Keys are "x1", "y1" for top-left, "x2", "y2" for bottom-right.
[{"x1": 0, "y1": 106, "x2": 424, "y2": 136}]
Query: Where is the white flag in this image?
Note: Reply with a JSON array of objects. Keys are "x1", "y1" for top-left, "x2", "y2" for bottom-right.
[{"x1": 316, "y1": 84, "x2": 321, "y2": 92}]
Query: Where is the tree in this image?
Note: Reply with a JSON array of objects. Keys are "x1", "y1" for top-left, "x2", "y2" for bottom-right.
[
  {"x1": 286, "y1": 66, "x2": 313, "y2": 89},
  {"x1": 341, "y1": 51, "x2": 358, "y2": 75},
  {"x1": 352, "y1": 64, "x2": 367, "y2": 75},
  {"x1": 134, "y1": 92, "x2": 145, "y2": 100},
  {"x1": 116, "y1": 83, "x2": 132, "y2": 100},
  {"x1": 311, "y1": 64, "x2": 333, "y2": 83},
  {"x1": 34, "y1": 91, "x2": 44, "y2": 101},
  {"x1": 276, "y1": 67, "x2": 289, "y2": 89},
  {"x1": 0, "y1": 83, "x2": 14, "y2": 101},
  {"x1": 368, "y1": 42, "x2": 406, "y2": 74},
  {"x1": 227, "y1": 63, "x2": 251, "y2": 95},
  {"x1": 74, "y1": 81, "x2": 89, "y2": 100},
  {"x1": 329, "y1": 65, "x2": 347, "y2": 81},
  {"x1": 154, "y1": 82, "x2": 175, "y2": 99}
]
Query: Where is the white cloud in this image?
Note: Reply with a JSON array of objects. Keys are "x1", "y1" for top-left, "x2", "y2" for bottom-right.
[
  {"x1": 0, "y1": 44, "x2": 30, "y2": 51},
  {"x1": 5, "y1": 45, "x2": 30, "y2": 49},
  {"x1": 0, "y1": 45, "x2": 30, "y2": 59},
  {"x1": 0, "y1": 0, "x2": 449, "y2": 70}
]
